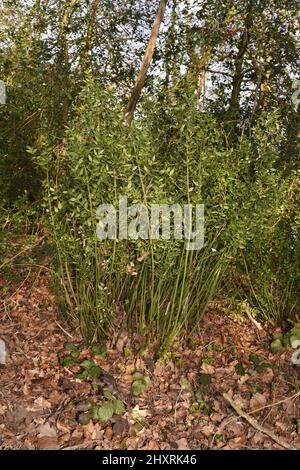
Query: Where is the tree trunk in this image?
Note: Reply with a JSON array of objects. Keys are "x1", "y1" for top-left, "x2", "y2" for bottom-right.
[
  {"x1": 80, "y1": 0, "x2": 101, "y2": 73},
  {"x1": 58, "y1": 0, "x2": 78, "y2": 126},
  {"x1": 124, "y1": 0, "x2": 168, "y2": 125},
  {"x1": 59, "y1": 0, "x2": 78, "y2": 65},
  {"x1": 225, "y1": 1, "x2": 253, "y2": 135}
]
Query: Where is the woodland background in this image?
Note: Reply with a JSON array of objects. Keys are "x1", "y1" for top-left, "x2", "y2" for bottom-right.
[{"x1": 0, "y1": 0, "x2": 300, "y2": 451}]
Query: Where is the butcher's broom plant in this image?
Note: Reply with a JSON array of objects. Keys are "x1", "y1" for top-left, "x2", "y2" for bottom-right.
[{"x1": 36, "y1": 79, "x2": 298, "y2": 351}]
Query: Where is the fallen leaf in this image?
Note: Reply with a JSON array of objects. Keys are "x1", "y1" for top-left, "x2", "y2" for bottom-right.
[
  {"x1": 113, "y1": 416, "x2": 129, "y2": 437},
  {"x1": 176, "y1": 438, "x2": 190, "y2": 450},
  {"x1": 37, "y1": 436, "x2": 59, "y2": 450},
  {"x1": 250, "y1": 393, "x2": 267, "y2": 410},
  {"x1": 201, "y1": 363, "x2": 215, "y2": 375},
  {"x1": 148, "y1": 440, "x2": 160, "y2": 450},
  {"x1": 37, "y1": 421, "x2": 57, "y2": 438}
]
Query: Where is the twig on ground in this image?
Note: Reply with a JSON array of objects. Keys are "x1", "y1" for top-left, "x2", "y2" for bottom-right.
[
  {"x1": 55, "y1": 320, "x2": 74, "y2": 339},
  {"x1": 249, "y1": 390, "x2": 300, "y2": 415},
  {"x1": 242, "y1": 301, "x2": 262, "y2": 330},
  {"x1": 223, "y1": 392, "x2": 297, "y2": 450}
]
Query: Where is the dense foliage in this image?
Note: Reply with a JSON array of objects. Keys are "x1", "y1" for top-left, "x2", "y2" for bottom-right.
[{"x1": 1, "y1": 0, "x2": 299, "y2": 350}]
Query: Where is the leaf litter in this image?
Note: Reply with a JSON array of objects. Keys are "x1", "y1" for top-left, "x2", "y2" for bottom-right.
[{"x1": 0, "y1": 247, "x2": 299, "y2": 450}]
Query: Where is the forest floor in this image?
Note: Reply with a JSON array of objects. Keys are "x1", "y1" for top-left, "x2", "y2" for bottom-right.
[{"x1": 0, "y1": 233, "x2": 299, "y2": 450}]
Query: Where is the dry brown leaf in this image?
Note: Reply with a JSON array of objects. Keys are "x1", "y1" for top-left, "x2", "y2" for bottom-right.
[
  {"x1": 176, "y1": 438, "x2": 190, "y2": 450},
  {"x1": 37, "y1": 421, "x2": 57, "y2": 438},
  {"x1": 250, "y1": 393, "x2": 267, "y2": 410},
  {"x1": 37, "y1": 436, "x2": 59, "y2": 450},
  {"x1": 148, "y1": 440, "x2": 160, "y2": 450},
  {"x1": 201, "y1": 363, "x2": 215, "y2": 374},
  {"x1": 105, "y1": 425, "x2": 113, "y2": 440}
]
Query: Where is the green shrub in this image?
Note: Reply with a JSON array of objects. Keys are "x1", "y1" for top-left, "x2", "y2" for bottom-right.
[{"x1": 36, "y1": 79, "x2": 300, "y2": 350}]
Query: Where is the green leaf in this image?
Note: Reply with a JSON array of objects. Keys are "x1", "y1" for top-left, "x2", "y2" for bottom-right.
[
  {"x1": 61, "y1": 356, "x2": 75, "y2": 367},
  {"x1": 97, "y1": 401, "x2": 114, "y2": 422},
  {"x1": 113, "y1": 399, "x2": 125, "y2": 414},
  {"x1": 71, "y1": 350, "x2": 80, "y2": 360},
  {"x1": 270, "y1": 339, "x2": 283, "y2": 353},
  {"x1": 132, "y1": 372, "x2": 144, "y2": 380},
  {"x1": 132, "y1": 380, "x2": 143, "y2": 396},
  {"x1": 103, "y1": 389, "x2": 113, "y2": 400},
  {"x1": 89, "y1": 364, "x2": 102, "y2": 378},
  {"x1": 143, "y1": 376, "x2": 150, "y2": 388},
  {"x1": 91, "y1": 344, "x2": 106, "y2": 357},
  {"x1": 123, "y1": 346, "x2": 132, "y2": 358},
  {"x1": 256, "y1": 362, "x2": 272, "y2": 373},
  {"x1": 235, "y1": 363, "x2": 245, "y2": 376},
  {"x1": 91, "y1": 405, "x2": 99, "y2": 421},
  {"x1": 199, "y1": 373, "x2": 212, "y2": 386},
  {"x1": 290, "y1": 327, "x2": 300, "y2": 337},
  {"x1": 64, "y1": 342, "x2": 79, "y2": 353},
  {"x1": 181, "y1": 378, "x2": 191, "y2": 391},
  {"x1": 75, "y1": 370, "x2": 89, "y2": 380},
  {"x1": 202, "y1": 356, "x2": 212, "y2": 365},
  {"x1": 290, "y1": 335, "x2": 300, "y2": 348},
  {"x1": 78, "y1": 412, "x2": 91, "y2": 425},
  {"x1": 81, "y1": 359, "x2": 95, "y2": 370},
  {"x1": 195, "y1": 389, "x2": 203, "y2": 402},
  {"x1": 64, "y1": 342, "x2": 78, "y2": 352},
  {"x1": 249, "y1": 353, "x2": 261, "y2": 366}
]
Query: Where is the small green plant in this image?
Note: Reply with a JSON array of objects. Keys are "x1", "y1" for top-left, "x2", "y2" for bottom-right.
[
  {"x1": 270, "y1": 326, "x2": 300, "y2": 353},
  {"x1": 76, "y1": 359, "x2": 102, "y2": 380},
  {"x1": 91, "y1": 389, "x2": 125, "y2": 422},
  {"x1": 132, "y1": 372, "x2": 150, "y2": 396},
  {"x1": 208, "y1": 342, "x2": 222, "y2": 352},
  {"x1": 249, "y1": 353, "x2": 273, "y2": 373},
  {"x1": 180, "y1": 378, "x2": 192, "y2": 392},
  {"x1": 214, "y1": 434, "x2": 225, "y2": 444},
  {"x1": 123, "y1": 346, "x2": 132, "y2": 358},
  {"x1": 79, "y1": 390, "x2": 125, "y2": 424},
  {"x1": 91, "y1": 344, "x2": 107, "y2": 357},
  {"x1": 194, "y1": 390, "x2": 212, "y2": 414},
  {"x1": 61, "y1": 342, "x2": 81, "y2": 367}
]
